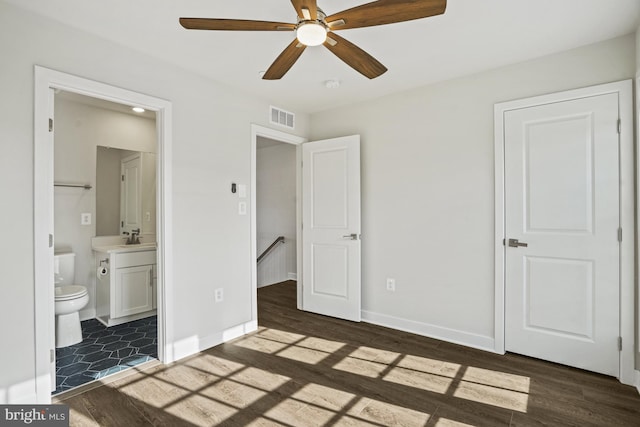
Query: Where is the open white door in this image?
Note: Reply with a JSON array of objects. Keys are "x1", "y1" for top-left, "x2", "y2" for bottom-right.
[{"x1": 302, "y1": 135, "x2": 361, "y2": 322}]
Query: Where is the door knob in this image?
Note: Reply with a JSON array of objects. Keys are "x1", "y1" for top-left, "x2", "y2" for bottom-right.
[
  {"x1": 343, "y1": 233, "x2": 359, "y2": 240},
  {"x1": 508, "y1": 238, "x2": 528, "y2": 248}
]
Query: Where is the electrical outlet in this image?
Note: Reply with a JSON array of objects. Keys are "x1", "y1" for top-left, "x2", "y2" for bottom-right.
[
  {"x1": 238, "y1": 202, "x2": 247, "y2": 215},
  {"x1": 214, "y1": 288, "x2": 224, "y2": 302},
  {"x1": 386, "y1": 278, "x2": 396, "y2": 292},
  {"x1": 145, "y1": 211, "x2": 151, "y2": 221},
  {"x1": 81, "y1": 213, "x2": 91, "y2": 225}
]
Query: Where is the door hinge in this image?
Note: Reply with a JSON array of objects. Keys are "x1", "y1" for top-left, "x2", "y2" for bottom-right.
[
  {"x1": 617, "y1": 227, "x2": 622, "y2": 242},
  {"x1": 121, "y1": 175, "x2": 125, "y2": 182},
  {"x1": 502, "y1": 238, "x2": 505, "y2": 246},
  {"x1": 49, "y1": 234, "x2": 53, "y2": 248},
  {"x1": 48, "y1": 118, "x2": 53, "y2": 132},
  {"x1": 618, "y1": 336, "x2": 622, "y2": 351},
  {"x1": 50, "y1": 349, "x2": 54, "y2": 363},
  {"x1": 617, "y1": 118, "x2": 621, "y2": 135}
]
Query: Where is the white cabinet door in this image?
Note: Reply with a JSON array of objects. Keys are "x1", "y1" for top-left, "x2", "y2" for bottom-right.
[
  {"x1": 504, "y1": 93, "x2": 620, "y2": 376},
  {"x1": 114, "y1": 265, "x2": 154, "y2": 318},
  {"x1": 302, "y1": 135, "x2": 361, "y2": 322}
]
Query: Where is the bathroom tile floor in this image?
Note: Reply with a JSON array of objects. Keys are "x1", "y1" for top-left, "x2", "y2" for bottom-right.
[{"x1": 53, "y1": 316, "x2": 157, "y2": 395}]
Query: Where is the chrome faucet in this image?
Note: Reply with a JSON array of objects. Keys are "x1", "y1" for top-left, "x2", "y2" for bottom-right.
[{"x1": 124, "y1": 228, "x2": 141, "y2": 245}]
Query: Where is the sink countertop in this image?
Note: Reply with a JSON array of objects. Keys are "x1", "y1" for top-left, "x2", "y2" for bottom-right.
[{"x1": 92, "y1": 243, "x2": 157, "y2": 254}]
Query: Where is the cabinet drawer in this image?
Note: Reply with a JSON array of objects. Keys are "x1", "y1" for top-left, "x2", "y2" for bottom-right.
[{"x1": 115, "y1": 250, "x2": 156, "y2": 268}]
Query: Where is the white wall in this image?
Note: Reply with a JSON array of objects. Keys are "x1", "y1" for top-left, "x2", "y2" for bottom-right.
[
  {"x1": 256, "y1": 138, "x2": 297, "y2": 286},
  {"x1": 635, "y1": 26, "x2": 640, "y2": 371},
  {"x1": 0, "y1": 2, "x2": 309, "y2": 403},
  {"x1": 310, "y1": 34, "x2": 636, "y2": 349},
  {"x1": 54, "y1": 98, "x2": 156, "y2": 321}
]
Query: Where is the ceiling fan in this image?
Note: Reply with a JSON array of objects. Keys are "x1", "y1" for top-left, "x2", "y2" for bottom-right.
[{"x1": 179, "y1": 0, "x2": 447, "y2": 80}]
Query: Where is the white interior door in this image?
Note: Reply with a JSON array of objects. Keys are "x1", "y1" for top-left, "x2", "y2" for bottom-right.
[
  {"x1": 302, "y1": 135, "x2": 361, "y2": 322},
  {"x1": 121, "y1": 154, "x2": 142, "y2": 234},
  {"x1": 504, "y1": 93, "x2": 620, "y2": 376}
]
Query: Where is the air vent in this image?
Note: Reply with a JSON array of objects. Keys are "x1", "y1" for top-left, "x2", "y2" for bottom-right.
[{"x1": 270, "y1": 106, "x2": 295, "y2": 129}]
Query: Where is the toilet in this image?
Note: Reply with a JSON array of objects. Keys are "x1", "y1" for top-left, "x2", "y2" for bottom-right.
[{"x1": 54, "y1": 252, "x2": 89, "y2": 348}]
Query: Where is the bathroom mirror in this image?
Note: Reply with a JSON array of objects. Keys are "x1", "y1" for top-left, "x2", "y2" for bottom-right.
[{"x1": 95, "y1": 146, "x2": 156, "y2": 237}]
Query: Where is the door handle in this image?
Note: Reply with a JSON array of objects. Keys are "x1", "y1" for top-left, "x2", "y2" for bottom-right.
[
  {"x1": 508, "y1": 238, "x2": 528, "y2": 248},
  {"x1": 343, "y1": 233, "x2": 359, "y2": 240}
]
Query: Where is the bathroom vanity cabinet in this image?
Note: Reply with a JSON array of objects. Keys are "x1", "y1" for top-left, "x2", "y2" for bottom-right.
[{"x1": 93, "y1": 245, "x2": 157, "y2": 327}]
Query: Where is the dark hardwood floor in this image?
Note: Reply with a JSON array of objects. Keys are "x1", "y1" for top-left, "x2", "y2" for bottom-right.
[{"x1": 60, "y1": 281, "x2": 640, "y2": 426}]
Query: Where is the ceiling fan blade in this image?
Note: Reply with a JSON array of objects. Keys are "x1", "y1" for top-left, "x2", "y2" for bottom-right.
[
  {"x1": 179, "y1": 18, "x2": 295, "y2": 31},
  {"x1": 323, "y1": 33, "x2": 387, "y2": 79},
  {"x1": 290, "y1": 0, "x2": 318, "y2": 20},
  {"x1": 326, "y1": 0, "x2": 446, "y2": 30},
  {"x1": 263, "y1": 39, "x2": 307, "y2": 80}
]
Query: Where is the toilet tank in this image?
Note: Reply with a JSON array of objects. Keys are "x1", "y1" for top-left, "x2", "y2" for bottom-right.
[{"x1": 54, "y1": 252, "x2": 76, "y2": 285}]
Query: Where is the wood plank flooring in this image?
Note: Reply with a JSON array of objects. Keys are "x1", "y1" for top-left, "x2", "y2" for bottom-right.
[{"x1": 59, "y1": 281, "x2": 640, "y2": 426}]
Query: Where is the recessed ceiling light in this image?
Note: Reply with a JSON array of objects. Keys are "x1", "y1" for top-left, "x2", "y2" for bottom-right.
[{"x1": 132, "y1": 107, "x2": 145, "y2": 113}]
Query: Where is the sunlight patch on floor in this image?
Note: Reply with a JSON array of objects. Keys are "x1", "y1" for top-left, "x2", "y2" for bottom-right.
[
  {"x1": 228, "y1": 327, "x2": 533, "y2": 416},
  {"x1": 462, "y1": 366, "x2": 530, "y2": 393},
  {"x1": 433, "y1": 417, "x2": 477, "y2": 426},
  {"x1": 333, "y1": 355, "x2": 388, "y2": 378},
  {"x1": 234, "y1": 335, "x2": 290, "y2": 354},
  {"x1": 383, "y1": 365, "x2": 454, "y2": 394}
]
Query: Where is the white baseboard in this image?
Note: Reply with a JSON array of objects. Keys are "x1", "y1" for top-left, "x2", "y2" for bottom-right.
[
  {"x1": 361, "y1": 310, "x2": 496, "y2": 353},
  {"x1": 170, "y1": 320, "x2": 258, "y2": 362},
  {"x1": 287, "y1": 272, "x2": 297, "y2": 280}
]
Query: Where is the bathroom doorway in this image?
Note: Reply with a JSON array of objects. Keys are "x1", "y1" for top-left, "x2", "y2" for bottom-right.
[
  {"x1": 52, "y1": 91, "x2": 159, "y2": 395},
  {"x1": 34, "y1": 67, "x2": 173, "y2": 403}
]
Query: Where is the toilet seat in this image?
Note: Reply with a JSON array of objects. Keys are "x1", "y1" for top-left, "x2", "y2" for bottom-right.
[{"x1": 55, "y1": 285, "x2": 88, "y2": 301}]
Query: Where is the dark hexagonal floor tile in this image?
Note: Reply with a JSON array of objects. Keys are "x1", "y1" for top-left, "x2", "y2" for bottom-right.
[
  {"x1": 89, "y1": 358, "x2": 119, "y2": 372},
  {"x1": 74, "y1": 344, "x2": 104, "y2": 355},
  {"x1": 54, "y1": 315, "x2": 158, "y2": 395},
  {"x1": 112, "y1": 347, "x2": 135, "y2": 359},
  {"x1": 58, "y1": 361, "x2": 90, "y2": 377},
  {"x1": 96, "y1": 335, "x2": 121, "y2": 344},
  {"x1": 88, "y1": 329, "x2": 115, "y2": 339},
  {"x1": 56, "y1": 346, "x2": 75, "y2": 358},
  {"x1": 103, "y1": 341, "x2": 129, "y2": 351},
  {"x1": 138, "y1": 344, "x2": 157, "y2": 357},
  {"x1": 112, "y1": 327, "x2": 137, "y2": 336},
  {"x1": 81, "y1": 350, "x2": 111, "y2": 363},
  {"x1": 120, "y1": 354, "x2": 152, "y2": 367},
  {"x1": 63, "y1": 372, "x2": 98, "y2": 388},
  {"x1": 56, "y1": 354, "x2": 79, "y2": 368},
  {"x1": 130, "y1": 338, "x2": 153, "y2": 348},
  {"x1": 120, "y1": 332, "x2": 144, "y2": 342}
]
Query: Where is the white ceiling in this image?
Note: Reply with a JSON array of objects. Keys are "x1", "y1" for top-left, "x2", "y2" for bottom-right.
[{"x1": 9, "y1": 0, "x2": 640, "y2": 114}]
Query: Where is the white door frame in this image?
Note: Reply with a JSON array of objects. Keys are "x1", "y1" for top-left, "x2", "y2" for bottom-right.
[
  {"x1": 493, "y1": 80, "x2": 634, "y2": 385},
  {"x1": 250, "y1": 124, "x2": 307, "y2": 319},
  {"x1": 34, "y1": 66, "x2": 174, "y2": 402}
]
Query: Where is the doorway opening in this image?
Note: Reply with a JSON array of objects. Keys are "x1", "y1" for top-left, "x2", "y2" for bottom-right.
[
  {"x1": 52, "y1": 91, "x2": 159, "y2": 395},
  {"x1": 256, "y1": 137, "x2": 298, "y2": 289},
  {"x1": 250, "y1": 125, "x2": 306, "y2": 319},
  {"x1": 34, "y1": 66, "x2": 173, "y2": 403}
]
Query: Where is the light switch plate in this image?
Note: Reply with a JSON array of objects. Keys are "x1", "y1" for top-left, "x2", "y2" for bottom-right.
[
  {"x1": 238, "y1": 184, "x2": 247, "y2": 198},
  {"x1": 238, "y1": 202, "x2": 247, "y2": 215}
]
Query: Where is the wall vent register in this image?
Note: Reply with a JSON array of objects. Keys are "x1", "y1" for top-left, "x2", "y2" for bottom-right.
[{"x1": 270, "y1": 106, "x2": 295, "y2": 129}]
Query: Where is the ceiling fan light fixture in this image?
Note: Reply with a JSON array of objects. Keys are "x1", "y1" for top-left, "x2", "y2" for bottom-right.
[{"x1": 296, "y1": 22, "x2": 327, "y2": 46}]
